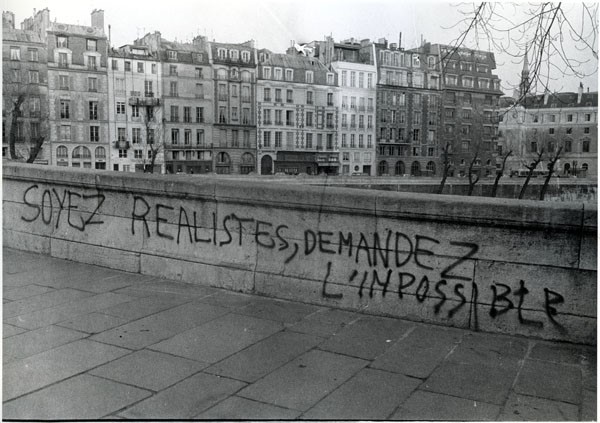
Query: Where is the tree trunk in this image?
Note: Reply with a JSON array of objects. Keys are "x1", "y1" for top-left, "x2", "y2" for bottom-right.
[
  {"x1": 437, "y1": 173, "x2": 448, "y2": 194},
  {"x1": 9, "y1": 95, "x2": 25, "y2": 160},
  {"x1": 491, "y1": 150, "x2": 512, "y2": 198},
  {"x1": 518, "y1": 171, "x2": 534, "y2": 199},
  {"x1": 539, "y1": 148, "x2": 562, "y2": 201},
  {"x1": 26, "y1": 137, "x2": 45, "y2": 163}
]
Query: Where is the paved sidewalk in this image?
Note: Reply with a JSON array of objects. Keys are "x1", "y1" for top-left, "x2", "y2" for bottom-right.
[{"x1": 3, "y1": 248, "x2": 596, "y2": 420}]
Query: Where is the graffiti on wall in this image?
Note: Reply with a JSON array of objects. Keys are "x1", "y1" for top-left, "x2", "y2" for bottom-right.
[{"x1": 21, "y1": 185, "x2": 567, "y2": 330}]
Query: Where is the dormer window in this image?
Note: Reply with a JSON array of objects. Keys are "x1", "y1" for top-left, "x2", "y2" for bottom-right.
[
  {"x1": 86, "y1": 39, "x2": 97, "y2": 51},
  {"x1": 428, "y1": 56, "x2": 435, "y2": 69},
  {"x1": 230, "y1": 49, "x2": 239, "y2": 60},
  {"x1": 241, "y1": 51, "x2": 250, "y2": 62},
  {"x1": 263, "y1": 67, "x2": 271, "y2": 79},
  {"x1": 57, "y1": 36, "x2": 68, "y2": 48},
  {"x1": 168, "y1": 50, "x2": 177, "y2": 60},
  {"x1": 327, "y1": 73, "x2": 334, "y2": 85},
  {"x1": 285, "y1": 69, "x2": 293, "y2": 81},
  {"x1": 218, "y1": 48, "x2": 227, "y2": 59},
  {"x1": 305, "y1": 71, "x2": 313, "y2": 83},
  {"x1": 412, "y1": 55, "x2": 420, "y2": 67},
  {"x1": 274, "y1": 68, "x2": 283, "y2": 80}
]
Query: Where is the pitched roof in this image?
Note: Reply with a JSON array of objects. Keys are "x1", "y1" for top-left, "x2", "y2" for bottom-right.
[
  {"x1": 2, "y1": 28, "x2": 44, "y2": 44},
  {"x1": 523, "y1": 91, "x2": 598, "y2": 109},
  {"x1": 261, "y1": 53, "x2": 329, "y2": 72}
]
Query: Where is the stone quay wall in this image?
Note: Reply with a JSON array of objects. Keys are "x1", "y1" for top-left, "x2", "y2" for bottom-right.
[{"x1": 3, "y1": 163, "x2": 597, "y2": 344}]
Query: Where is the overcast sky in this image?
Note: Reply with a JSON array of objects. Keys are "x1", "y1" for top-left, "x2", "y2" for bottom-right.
[{"x1": 4, "y1": 0, "x2": 598, "y2": 94}]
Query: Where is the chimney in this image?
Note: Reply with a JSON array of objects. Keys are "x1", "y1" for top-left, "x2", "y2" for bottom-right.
[
  {"x1": 91, "y1": 9, "x2": 104, "y2": 30},
  {"x1": 399, "y1": 32, "x2": 402, "y2": 49},
  {"x1": 544, "y1": 89, "x2": 550, "y2": 105},
  {"x1": 2, "y1": 11, "x2": 15, "y2": 29},
  {"x1": 578, "y1": 82, "x2": 583, "y2": 103}
]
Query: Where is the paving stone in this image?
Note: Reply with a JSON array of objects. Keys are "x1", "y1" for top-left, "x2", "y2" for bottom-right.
[
  {"x1": 318, "y1": 315, "x2": 413, "y2": 360},
  {"x1": 196, "y1": 290, "x2": 263, "y2": 309},
  {"x1": 448, "y1": 331, "x2": 529, "y2": 364},
  {"x1": 3, "y1": 339, "x2": 130, "y2": 401},
  {"x1": 197, "y1": 396, "x2": 301, "y2": 420},
  {"x1": 581, "y1": 389, "x2": 597, "y2": 421},
  {"x1": 513, "y1": 359, "x2": 582, "y2": 404},
  {"x1": 128, "y1": 279, "x2": 218, "y2": 297},
  {"x1": 5, "y1": 292, "x2": 135, "y2": 330},
  {"x1": 371, "y1": 324, "x2": 463, "y2": 378},
  {"x1": 302, "y1": 367, "x2": 421, "y2": 420},
  {"x1": 4, "y1": 284, "x2": 54, "y2": 301},
  {"x1": 234, "y1": 297, "x2": 322, "y2": 324},
  {"x1": 2, "y1": 374, "x2": 151, "y2": 420},
  {"x1": 118, "y1": 372, "x2": 246, "y2": 419},
  {"x1": 110, "y1": 286, "x2": 159, "y2": 298},
  {"x1": 3, "y1": 288, "x2": 93, "y2": 318},
  {"x1": 498, "y1": 392, "x2": 579, "y2": 421},
  {"x1": 57, "y1": 312, "x2": 128, "y2": 334},
  {"x1": 206, "y1": 331, "x2": 323, "y2": 382},
  {"x1": 288, "y1": 308, "x2": 360, "y2": 337},
  {"x1": 422, "y1": 358, "x2": 520, "y2": 405},
  {"x1": 3, "y1": 324, "x2": 27, "y2": 338},
  {"x1": 89, "y1": 349, "x2": 207, "y2": 391},
  {"x1": 392, "y1": 390, "x2": 500, "y2": 420},
  {"x1": 3, "y1": 325, "x2": 87, "y2": 363},
  {"x1": 57, "y1": 273, "x2": 138, "y2": 293},
  {"x1": 149, "y1": 313, "x2": 283, "y2": 362},
  {"x1": 99, "y1": 293, "x2": 192, "y2": 321},
  {"x1": 529, "y1": 341, "x2": 592, "y2": 365},
  {"x1": 90, "y1": 302, "x2": 229, "y2": 350},
  {"x1": 237, "y1": 349, "x2": 367, "y2": 412}
]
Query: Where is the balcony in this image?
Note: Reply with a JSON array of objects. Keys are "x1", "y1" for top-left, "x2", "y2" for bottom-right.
[
  {"x1": 358, "y1": 106, "x2": 365, "y2": 112},
  {"x1": 145, "y1": 91, "x2": 154, "y2": 98},
  {"x1": 129, "y1": 97, "x2": 160, "y2": 107},
  {"x1": 114, "y1": 140, "x2": 130, "y2": 149},
  {"x1": 58, "y1": 62, "x2": 69, "y2": 68},
  {"x1": 242, "y1": 96, "x2": 252, "y2": 103}
]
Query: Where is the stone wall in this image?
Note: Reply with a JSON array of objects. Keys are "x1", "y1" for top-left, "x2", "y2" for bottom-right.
[{"x1": 3, "y1": 163, "x2": 597, "y2": 344}]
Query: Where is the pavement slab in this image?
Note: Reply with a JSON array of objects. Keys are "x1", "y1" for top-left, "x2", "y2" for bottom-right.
[
  {"x1": 3, "y1": 288, "x2": 93, "y2": 319},
  {"x1": 529, "y1": 341, "x2": 594, "y2": 365},
  {"x1": 581, "y1": 389, "x2": 597, "y2": 421},
  {"x1": 237, "y1": 349, "x2": 368, "y2": 412},
  {"x1": 205, "y1": 330, "x2": 323, "y2": 382},
  {"x1": 513, "y1": 359, "x2": 582, "y2": 404},
  {"x1": 421, "y1": 357, "x2": 521, "y2": 405},
  {"x1": 89, "y1": 349, "x2": 208, "y2": 391},
  {"x1": 371, "y1": 324, "x2": 463, "y2": 378},
  {"x1": 196, "y1": 290, "x2": 265, "y2": 309},
  {"x1": 3, "y1": 325, "x2": 88, "y2": 363},
  {"x1": 234, "y1": 297, "x2": 322, "y2": 324},
  {"x1": 391, "y1": 390, "x2": 501, "y2": 421},
  {"x1": 128, "y1": 279, "x2": 219, "y2": 297},
  {"x1": 118, "y1": 372, "x2": 246, "y2": 419},
  {"x1": 318, "y1": 315, "x2": 414, "y2": 360},
  {"x1": 301, "y1": 367, "x2": 421, "y2": 420},
  {"x1": 287, "y1": 308, "x2": 360, "y2": 337},
  {"x1": 196, "y1": 396, "x2": 301, "y2": 420},
  {"x1": 90, "y1": 302, "x2": 230, "y2": 350},
  {"x1": 3, "y1": 323, "x2": 27, "y2": 338},
  {"x1": 98, "y1": 293, "x2": 192, "y2": 321},
  {"x1": 498, "y1": 392, "x2": 580, "y2": 421},
  {"x1": 3, "y1": 339, "x2": 131, "y2": 401},
  {"x1": 447, "y1": 331, "x2": 530, "y2": 363},
  {"x1": 2, "y1": 374, "x2": 151, "y2": 420},
  {"x1": 4, "y1": 292, "x2": 136, "y2": 330},
  {"x1": 56, "y1": 312, "x2": 129, "y2": 334},
  {"x1": 3, "y1": 284, "x2": 55, "y2": 301},
  {"x1": 149, "y1": 312, "x2": 284, "y2": 363}
]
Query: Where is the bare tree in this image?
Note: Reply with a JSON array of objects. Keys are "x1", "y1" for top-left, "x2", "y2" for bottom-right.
[
  {"x1": 467, "y1": 146, "x2": 481, "y2": 196},
  {"x1": 437, "y1": 141, "x2": 453, "y2": 194},
  {"x1": 491, "y1": 149, "x2": 512, "y2": 197},
  {"x1": 444, "y1": 3, "x2": 598, "y2": 104},
  {"x1": 518, "y1": 148, "x2": 544, "y2": 200},
  {"x1": 540, "y1": 145, "x2": 564, "y2": 200},
  {"x1": 132, "y1": 102, "x2": 165, "y2": 174}
]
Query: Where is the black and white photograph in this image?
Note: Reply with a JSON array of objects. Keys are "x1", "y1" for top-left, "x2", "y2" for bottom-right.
[{"x1": 2, "y1": 0, "x2": 597, "y2": 420}]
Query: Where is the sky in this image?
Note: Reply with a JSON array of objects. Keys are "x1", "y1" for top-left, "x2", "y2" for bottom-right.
[{"x1": 4, "y1": 0, "x2": 598, "y2": 94}]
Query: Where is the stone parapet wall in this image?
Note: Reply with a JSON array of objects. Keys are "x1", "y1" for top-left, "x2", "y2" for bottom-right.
[{"x1": 3, "y1": 163, "x2": 596, "y2": 344}]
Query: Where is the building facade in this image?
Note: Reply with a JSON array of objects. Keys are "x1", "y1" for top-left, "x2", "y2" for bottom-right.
[
  {"x1": 21, "y1": 9, "x2": 110, "y2": 170},
  {"x1": 498, "y1": 85, "x2": 598, "y2": 178},
  {"x1": 107, "y1": 44, "x2": 164, "y2": 173},
  {"x1": 211, "y1": 40, "x2": 257, "y2": 174},
  {"x1": 428, "y1": 44, "x2": 503, "y2": 177},
  {"x1": 3, "y1": 11, "x2": 50, "y2": 163},
  {"x1": 135, "y1": 32, "x2": 214, "y2": 174},
  {"x1": 257, "y1": 51, "x2": 339, "y2": 175},
  {"x1": 373, "y1": 40, "x2": 443, "y2": 176}
]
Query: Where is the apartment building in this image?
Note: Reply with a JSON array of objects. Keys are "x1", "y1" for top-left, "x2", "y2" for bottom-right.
[
  {"x1": 108, "y1": 44, "x2": 164, "y2": 173},
  {"x1": 135, "y1": 32, "x2": 213, "y2": 174},
  {"x1": 371, "y1": 40, "x2": 443, "y2": 176},
  {"x1": 424, "y1": 43, "x2": 503, "y2": 178},
  {"x1": 2, "y1": 11, "x2": 50, "y2": 163},
  {"x1": 21, "y1": 9, "x2": 110, "y2": 170},
  {"x1": 211, "y1": 40, "x2": 257, "y2": 174},
  {"x1": 257, "y1": 50, "x2": 339, "y2": 175}
]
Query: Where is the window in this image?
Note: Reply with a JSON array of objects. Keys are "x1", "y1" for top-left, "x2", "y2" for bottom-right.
[
  {"x1": 116, "y1": 102, "x2": 125, "y2": 115},
  {"x1": 170, "y1": 81, "x2": 178, "y2": 96},
  {"x1": 275, "y1": 89, "x2": 282, "y2": 102},
  {"x1": 231, "y1": 85, "x2": 238, "y2": 97},
  {"x1": 117, "y1": 127, "x2": 126, "y2": 142},
  {"x1": 585, "y1": 113, "x2": 591, "y2": 122},
  {"x1": 241, "y1": 51, "x2": 250, "y2": 62},
  {"x1": 286, "y1": 110, "x2": 294, "y2": 126},
  {"x1": 58, "y1": 52, "x2": 68, "y2": 68},
  {"x1": 564, "y1": 139, "x2": 572, "y2": 152},
  {"x1": 57, "y1": 36, "x2": 68, "y2": 48},
  {"x1": 168, "y1": 50, "x2": 177, "y2": 60},
  {"x1": 584, "y1": 127, "x2": 590, "y2": 134},
  {"x1": 285, "y1": 69, "x2": 293, "y2": 81},
  {"x1": 131, "y1": 105, "x2": 139, "y2": 118},
  {"x1": 263, "y1": 67, "x2": 271, "y2": 79},
  {"x1": 111, "y1": 59, "x2": 118, "y2": 70},
  {"x1": 119, "y1": 150, "x2": 127, "y2": 158},
  {"x1": 549, "y1": 128, "x2": 555, "y2": 135},
  {"x1": 413, "y1": 129, "x2": 420, "y2": 141},
  {"x1": 89, "y1": 101, "x2": 98, "y2": 120},
  {"x1": 327, "y1": 93, "x2": 334, "y2": 106},
  {"x1": 327, "y1": 73, "x2": 334, "y2": 85},
  {"x1": 287, "y1": 89, "x2": 293, "y2": 103},
  {"x1": 184, "y1": 129, "x2": 192, "y2": 145},
  {"x1": 28, "y1": 70, "x2": 39, "y2": 83},
  {"x1": 530, "y1": 141, "x2": 538, "y2": 153},
  {"x1": 219, "y1": 106, "x2": 227, "y2": 123},
  {"x1": 367, "y1": 73, "x2": 373, "y2": 88},
  {"x1": 171, "y1": 128, "x2": 179, "y2": 144},
  {"x1": 196, "y1": 107, "x2": 204, "y2": 123},
  {"x1": 147, "y1": 129, "x2": 155, "y2": 144},
  {"x1": 306, "y1": 91, "x2": 313, "y2": 105},
  {"x1": 412, "y1": 55, "x2": 420, "y2": 66},
  {"x1": 582, "y1": 139, "x2": 590, "y2": 152},
  {"x1": 350, "y1": 72, "x2": 356, "y2": 87},
  {"x1": 132, "y1": 128, "x2": 141, "y2": 144},
  {"x1": 86, "y1": 39, "x2": 97, "y2": 51},
  {"x1": 274, "y1": 131, "x2": 282, "y2": 148},
  {"x1": 306, "y1": 111, "x2": 313, "y2": 127},
  {"x1": 242, "y1": 108, "x2": 250, "y2": 125},
  {"x1": 170, "y1": 105, "x2": 179, "y2": 122},
  {"x1": 87, "y1": 56, "x2": 97, "y2": 70},
  {"x1": 135, "y1": 62, "x2": 143, "y2": 73},
  {"x1": 60, "y1": 100, "x2": 70, "y2": 119},
  {"x1": 60, "y1": 125, "x2": 71, "y2": 141},
  {"x1": 196, "y1": 129, "x2": 205, "y2": 145},
  {"x1": 414, "y1": 93, "x2": 421, "y2": 106},
  {"x1": 87, "y1": 77, "x2": 98, "y2": 92},
  {"x1": 274, "y1": 68, "x2": 283, "y2": 80},
  {"x1": 263, "y1": 131, "x2": 271, "y2": 147},
  {"x1": 134, "y1": 150, "x2": 143, "y2": 159},
  {"x1": 263, "y1": 88, "x2": 271, "y2": 101},
  {"x1": 445, "y1": 75, "x2": 457, "y2": 86},
  {"x1": 169, "y1": 65, "x2": 177, "y2": 76},
  {"x1": 232, "y1": 107, "x2": 238, "y2": 121},
  {"x1": 194, "y1": 67, "x2": 203, "y2": 79},
  {"x1": 184, "y1": 107, "x2": 191, "y2": 123},
  {"x1": 28, "y1": 48, "x2": 38, "y2": 62}
]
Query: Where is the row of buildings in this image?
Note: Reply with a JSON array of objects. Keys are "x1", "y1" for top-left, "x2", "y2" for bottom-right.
[{"x1": 3, "y1": 8, "x2": 597, "y2": 177}]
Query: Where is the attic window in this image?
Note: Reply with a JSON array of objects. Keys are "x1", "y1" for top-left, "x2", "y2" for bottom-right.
[{"x1": 168, "y1": 50, "x2": 177, "y2": 60}]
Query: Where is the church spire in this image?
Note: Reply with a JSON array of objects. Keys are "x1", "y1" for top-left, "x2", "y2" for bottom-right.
[{"x1": 518, "y1": 44, "x2": 530, "y2": 101}]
